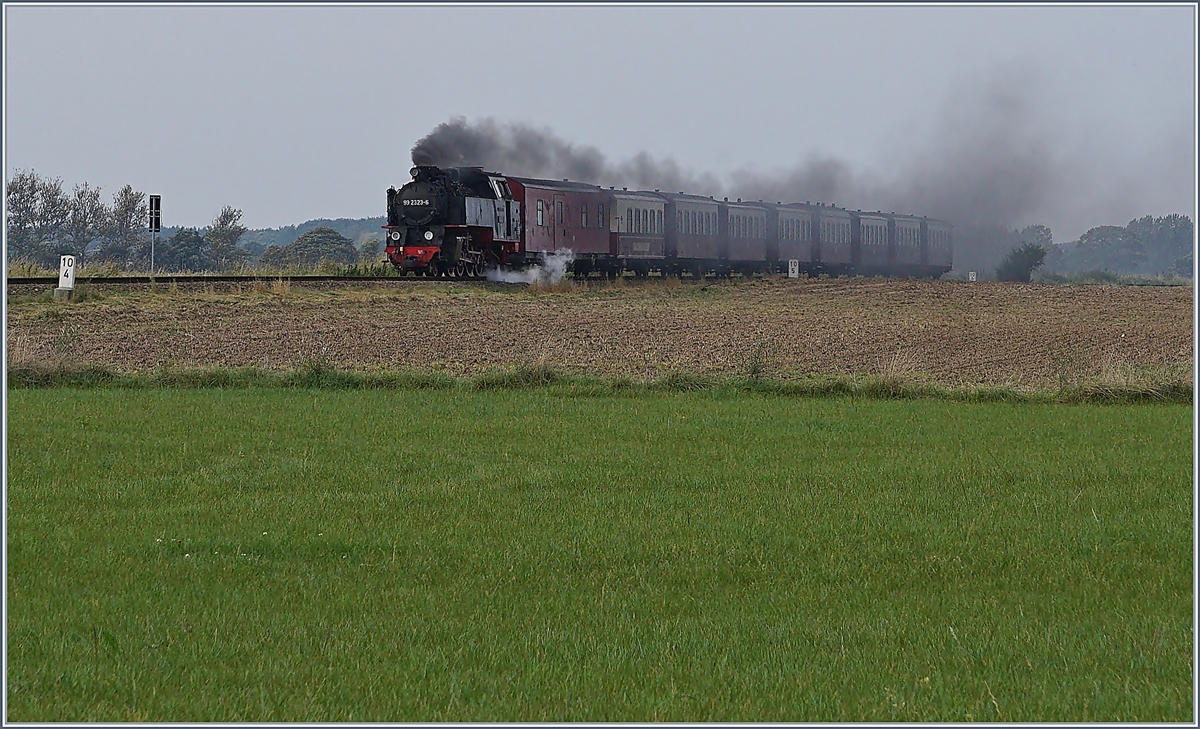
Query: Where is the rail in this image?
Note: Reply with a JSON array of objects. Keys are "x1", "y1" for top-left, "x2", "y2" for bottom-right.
[{"x1": 5, "y1": 274, "x2": 477, "y2": 285}]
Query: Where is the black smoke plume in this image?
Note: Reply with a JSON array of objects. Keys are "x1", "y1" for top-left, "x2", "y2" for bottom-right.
[{"x1": 410, "y1": 63, "x2": 1179, "y2": 273}]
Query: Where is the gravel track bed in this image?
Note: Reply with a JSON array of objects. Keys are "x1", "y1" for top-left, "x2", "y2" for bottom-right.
[{"x1": 7, "y1": 278, "x2": 1192, "y2": 387}]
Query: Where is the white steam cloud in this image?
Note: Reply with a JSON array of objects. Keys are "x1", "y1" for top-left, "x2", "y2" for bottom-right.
[{"x1": 487, "y1": 250, "x2": 576, "y2": 285}]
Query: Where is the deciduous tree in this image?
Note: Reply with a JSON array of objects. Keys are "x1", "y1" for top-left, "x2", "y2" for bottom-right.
[
  {"x1": 61, "y1": 182, "x2": 108, "y2": 261},
  {"x1": 257, "y1": 227, "x2": 358, "y2": 268},
  {"x1": 95, "y1": 185, "x2": 148, "y2": 267},
  {"x1": 995, "y1": 242, "x2": 1048, "y2": 282},
  {"x1": 5, "y1": 169, "x2": 70, "y2": 266},
  {"x1": 204, "y1": 206, "x2": 248, "y2": 270},
  {"x1": 1074, "y1": 225, "x2": 1146, "y2": 273},
  {"x1": 158, "y1": 228, "x2": 206, "y2": 272}
]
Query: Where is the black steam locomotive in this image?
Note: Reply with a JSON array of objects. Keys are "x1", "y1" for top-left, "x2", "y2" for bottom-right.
[{"x1": 384, "y1": 166, "x2": 952, "y2": 279}]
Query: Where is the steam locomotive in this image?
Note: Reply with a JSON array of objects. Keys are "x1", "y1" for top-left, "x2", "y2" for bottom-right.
[{"x1": 384, "y1": 165, "x2": 953, "y2": 278}]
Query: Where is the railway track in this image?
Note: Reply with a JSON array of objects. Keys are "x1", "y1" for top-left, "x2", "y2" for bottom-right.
[{"x1": 6, "y1": 273, "x2": 490, "y2": 286}]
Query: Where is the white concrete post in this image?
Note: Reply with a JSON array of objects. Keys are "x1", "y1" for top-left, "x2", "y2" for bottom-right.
[
  {"x1": 788, "y1": 259, "x2": 800, "y2": 278},
  {"x1": 55, "y1": 255, "x2": 76, "y2": 299}
]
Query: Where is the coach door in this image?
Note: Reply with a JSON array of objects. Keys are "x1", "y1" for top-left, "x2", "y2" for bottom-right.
[{"x1": 552, "y1": 194, "x2": 567, "y2": 251}]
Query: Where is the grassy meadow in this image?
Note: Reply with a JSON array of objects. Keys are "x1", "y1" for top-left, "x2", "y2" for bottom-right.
[{"x1": 5, "y1": 386, "x2": 1193, "y2": 721}]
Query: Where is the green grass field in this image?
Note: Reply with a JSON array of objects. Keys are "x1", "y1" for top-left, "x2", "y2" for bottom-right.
[{"x1": 6, "y1": 388, "x2": 1193, "y2": 721}]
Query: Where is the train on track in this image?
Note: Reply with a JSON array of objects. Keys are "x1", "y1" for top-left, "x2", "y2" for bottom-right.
[{"x1": 384, "y1": 165, "x2": 952, "y2": 279}]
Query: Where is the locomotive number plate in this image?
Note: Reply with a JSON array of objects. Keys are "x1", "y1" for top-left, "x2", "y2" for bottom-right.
[{"x1": 404, "y1": 199, "x2": 430, "y2": 206}]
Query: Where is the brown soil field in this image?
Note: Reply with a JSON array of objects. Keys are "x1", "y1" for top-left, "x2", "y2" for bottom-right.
[{"x1": 6, "y1": 278, "x2": 1193, "y2": 388}]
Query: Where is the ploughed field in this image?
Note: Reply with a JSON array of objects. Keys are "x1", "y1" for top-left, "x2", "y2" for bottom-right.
[{"x1": 6, "y1": 278, "x2": 1192, "y2": 388}]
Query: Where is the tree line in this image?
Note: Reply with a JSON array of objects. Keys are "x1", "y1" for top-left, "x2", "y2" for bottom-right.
[
  {"x1": 5, "y1": 170, "x2": 375, "y2": 273},
  {"x1": 9, "y1": 170, "x2": 1190, "y2": 279},
  {"x1": 945, "y1": 215, "x2": 1192, "y2": 282}
]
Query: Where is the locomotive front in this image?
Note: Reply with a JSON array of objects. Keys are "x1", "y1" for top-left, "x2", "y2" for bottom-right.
[{"x1": 385, "y1": 165, "x2": 460, "y2": 275}]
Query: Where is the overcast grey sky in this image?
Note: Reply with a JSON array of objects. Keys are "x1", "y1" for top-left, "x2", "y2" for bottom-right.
[{"x1": 4, "y1": 3, "x2": 1196, "y2": 240}]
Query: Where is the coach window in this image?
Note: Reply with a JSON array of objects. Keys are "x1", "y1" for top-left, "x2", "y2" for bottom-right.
[
  {"x1": 581, "y1": 204, "x2": 588, "y2": 229},
  {"x1": 597, "y1": 204, "x2": 605, "y2": 230},
  {"x1": 537, "y1": 199, "x2": 545, "y2": 226},
  {"x1": 556, "y1": 200, "x2": 563, "y2": 226}
]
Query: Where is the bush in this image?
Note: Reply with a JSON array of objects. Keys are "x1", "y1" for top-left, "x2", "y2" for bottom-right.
[{"x1": 996, "y1": 243, "x2": 1048, "y2": 282}]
